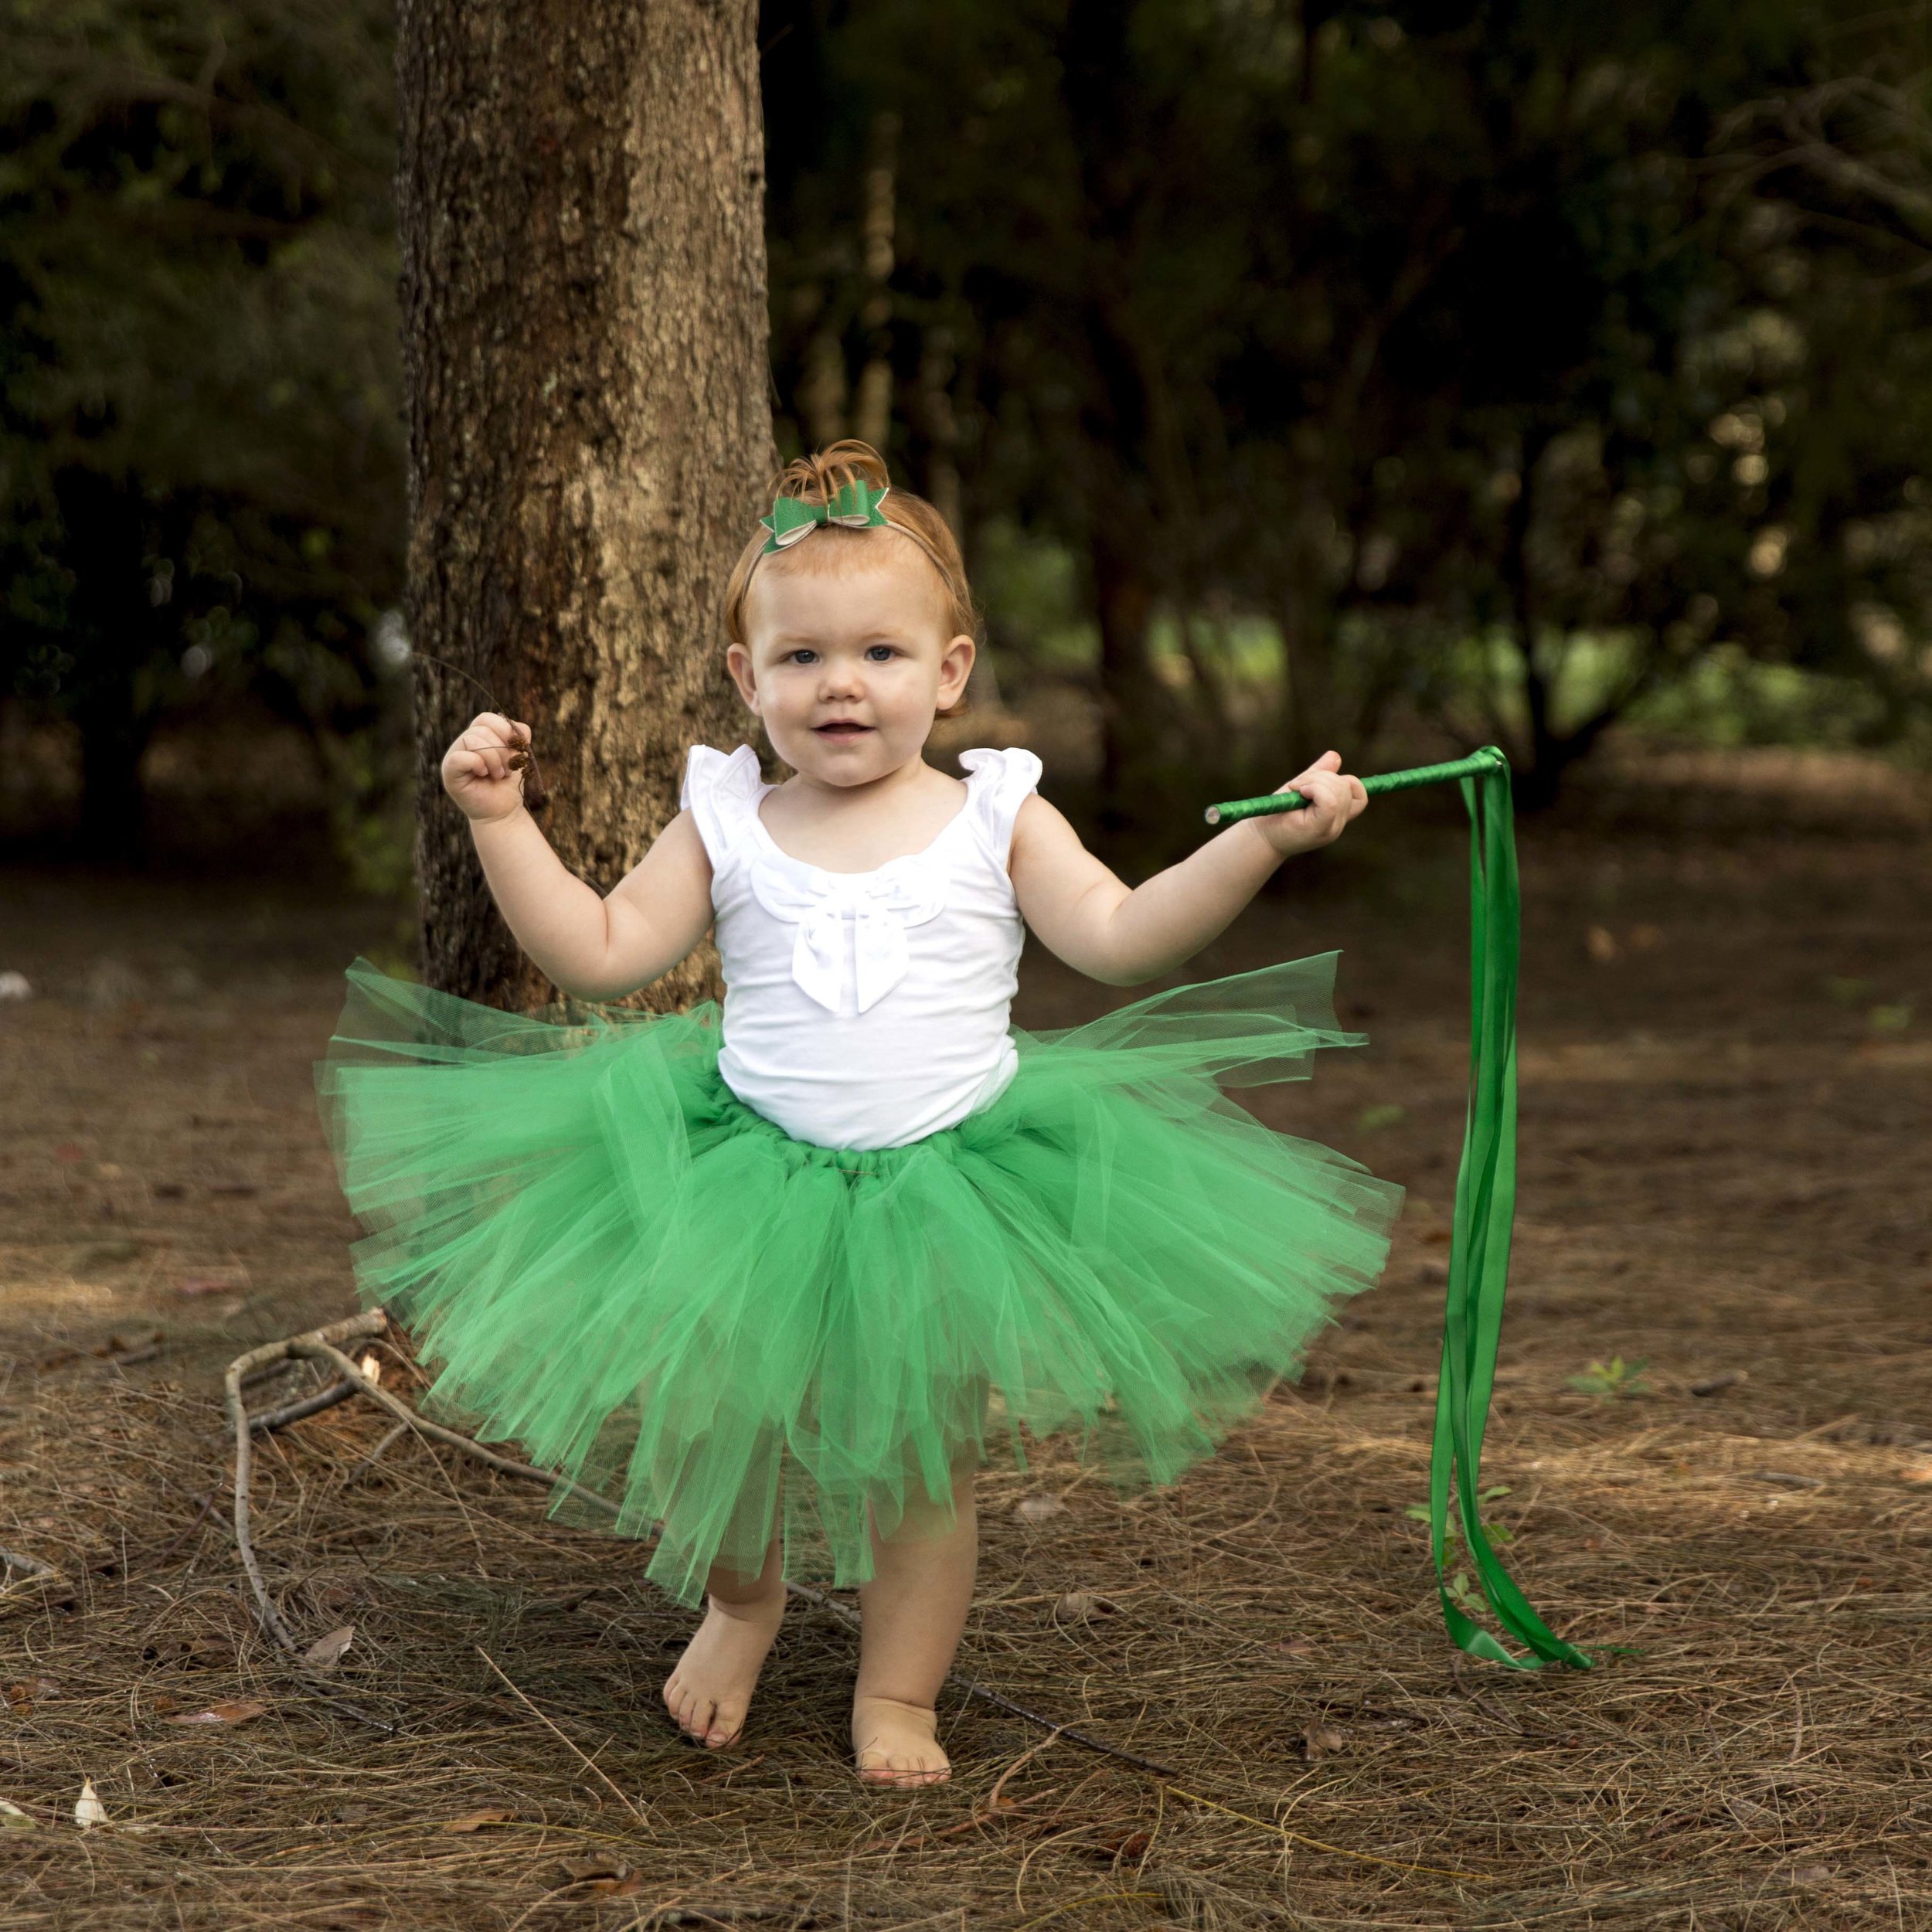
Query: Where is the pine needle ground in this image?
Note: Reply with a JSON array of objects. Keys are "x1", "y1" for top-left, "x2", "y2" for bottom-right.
[{"x1": 1, "y1": 746, "x2": 1927, "y2": 1930}]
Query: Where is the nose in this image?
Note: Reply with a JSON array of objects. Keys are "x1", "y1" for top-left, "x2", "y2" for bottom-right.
[{"x1": 816, "y1": 653, "x2": 865, "y2": 702}]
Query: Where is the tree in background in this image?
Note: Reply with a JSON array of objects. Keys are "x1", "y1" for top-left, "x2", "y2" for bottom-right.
[
  {"x1": 7, "y1": 0, "x2": 1931, "y2": 872},
  {"x1": 396, "y1": 0, "x2": 770, "y2": 1010},
  {"x1": 762, "y1": 0, "x2": 1932, "y2": 836},
  {"x1": 0, "y1": 0, "x2": 404, "y2": 860}
]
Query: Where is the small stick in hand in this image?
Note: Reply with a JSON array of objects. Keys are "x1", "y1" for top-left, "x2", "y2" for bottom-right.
[{"x1": 417, "y1": 650, "x2": 552, "y2": 813}]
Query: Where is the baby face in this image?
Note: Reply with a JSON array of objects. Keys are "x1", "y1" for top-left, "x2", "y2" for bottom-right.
[{"x1": 729, "y1": 539, "x2": 974, "y2": 787}]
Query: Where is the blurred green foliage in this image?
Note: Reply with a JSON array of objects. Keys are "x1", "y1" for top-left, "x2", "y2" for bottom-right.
[
  {"x1": 5, "y1": 0, "x2": 1932, "y2": 866},
  {"x1": 767, "y1": 0, "x2": 1932, "y2": 841},
  {"x1": 0, "y1": 0, "x2": 404, "y2": 859}
]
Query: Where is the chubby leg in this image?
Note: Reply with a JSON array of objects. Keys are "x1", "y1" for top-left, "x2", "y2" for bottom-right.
[
  {"x1": 662, "y1": 1535, "x2": 787, "y2": 1749},
  {"x1": 852, "y1": 1459, "x2": 978, "y2": 1787}
]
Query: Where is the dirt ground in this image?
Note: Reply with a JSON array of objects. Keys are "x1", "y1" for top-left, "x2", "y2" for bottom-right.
[{"x1": 0, "y1": 748, "x2": 1929, "y2": 1930}]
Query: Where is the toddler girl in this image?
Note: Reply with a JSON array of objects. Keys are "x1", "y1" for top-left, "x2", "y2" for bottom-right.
[{"x1": 318, "y1": 441, "x2": 1402, "y2": 1787}]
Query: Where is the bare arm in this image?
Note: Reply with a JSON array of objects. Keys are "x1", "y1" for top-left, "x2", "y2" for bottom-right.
[
  {"x1": 1008, "y1": 751, "x2": 1367, "y2": 986},
  {"x1": 444, "y1": 712, "x2": 715, "y2": 1002}
]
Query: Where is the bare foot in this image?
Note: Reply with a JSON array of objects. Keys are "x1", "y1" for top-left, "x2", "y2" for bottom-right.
[
  {"x1": 852, "y1": 1693, "x2": 951, "y2": 1787},
  {"x1": 662, "y1": 1590, "x2": 785, "y2": 1749}
]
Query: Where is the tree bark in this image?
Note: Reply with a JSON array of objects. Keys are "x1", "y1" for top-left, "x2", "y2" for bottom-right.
[{"x1": 397, "y1": 0, "x2": 772, "y2": 1012}]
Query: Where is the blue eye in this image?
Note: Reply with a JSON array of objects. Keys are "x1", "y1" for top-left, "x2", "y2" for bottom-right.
[
  {"x1": 787, "y1": 648, "x2": 818, "y2": 665},
  {"x1": 865, "y1": 645, "x2": 898, "y2": 662}
]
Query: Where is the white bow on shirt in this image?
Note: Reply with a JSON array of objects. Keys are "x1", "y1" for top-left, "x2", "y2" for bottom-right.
[{"x1": 748, "y1": 858, "x2": 947, "y2": 1015}]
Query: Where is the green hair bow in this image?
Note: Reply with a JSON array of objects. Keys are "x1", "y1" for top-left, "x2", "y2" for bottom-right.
[{"x1": 760, "y1": 478, "x2": 892, "y2": 553}]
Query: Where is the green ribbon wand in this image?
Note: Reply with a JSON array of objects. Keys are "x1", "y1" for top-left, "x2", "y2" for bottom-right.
[{"x1": 1208, "y1": 748, "x2": 1591, "y2": 1671}]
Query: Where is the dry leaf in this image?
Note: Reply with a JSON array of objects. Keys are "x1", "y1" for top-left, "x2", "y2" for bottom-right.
[
  {"x1": 1302, "y1": 1724, "x2": 1347, "y2": 1759},
  {"x1": 1013, "y1": 1495, "x2": 1067, "y2": 1525},
  {"x1": 1274, "y1": 1638, "x2": 1317, "y2": 1658},
  {"x1": 303, "y1": 1625, "x2": 355, "y2": 1669},
  {"x1": 5, "y1": 1678, "x2": 58, "y2": 1711},
  {"x1": 357, "y1": 1353, "x2": 383, "y2": 1387},
  {"x1": 559, "y1": 1855, "x2": 634, "y2": 1888},
  {"x1": 1051, "y1": 1590, "x2": 1117, "y2": 1624},
  {"x1": 0, "y1": 1799, "x2": 34, "y2": 1830},
  {"x1": 74, "y1": 1780, "x2": 107, "y2": 1828},
  {"x1": 442, "y1": 1807, "x2": 518, "y2": 1833},
  {"x1": 1726, "y1": 1794, "x2": 1777, "y2": 1828},
  {"x1": 1083, "y1": 1827, "x2": 1151, "y2": 1860},
  {"x1": 1585, "y1": 925, "x2": 1618, "y2": 964},
  {"x1": 164, "y1": 1699, "x2": 269, "y2": 1727},
  {"x1": 1689, "y1": 1370, "x2": 1746, "y2": 1396}
]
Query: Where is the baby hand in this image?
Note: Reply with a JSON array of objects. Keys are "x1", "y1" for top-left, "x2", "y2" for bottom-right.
[
  {"x1": 442, "y1": 711, "x2": 535, "y2": 822},
  {"x1": 1251, "y1": 750, "x2": 1368, "y2": 856}
]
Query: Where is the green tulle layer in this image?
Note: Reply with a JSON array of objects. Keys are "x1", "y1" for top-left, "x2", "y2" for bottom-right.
[{"x1": 315, "y1": 954, "x2": 1403, "y2": 1608}]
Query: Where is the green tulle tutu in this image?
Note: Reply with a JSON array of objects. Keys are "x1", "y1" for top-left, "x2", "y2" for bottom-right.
[{"x1": 315, "y1": 954, "x2": 1403, "y2": 1609}]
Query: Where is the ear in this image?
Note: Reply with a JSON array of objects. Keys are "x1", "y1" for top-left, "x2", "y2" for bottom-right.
[
  {"x1": 726, "y1": 641, "x2": 761, "y2": 714},
  {"x1": 936, "y1": 633, "x2": 975, "y2": 711}
]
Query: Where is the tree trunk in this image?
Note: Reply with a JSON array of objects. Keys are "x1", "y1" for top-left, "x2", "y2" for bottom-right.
[
  {"x1": 397, "y1": 0, "x2": 772, "y2": 1012},
  {"x1": 1092, "y1": 539, "x2": 1165, "y2": 857},
  {"x1": 75, "y1": 675, "x2": 152, "y2": 867},
  {"x1": 54, "y1": 465, "x2": 161, "y2": 866}
]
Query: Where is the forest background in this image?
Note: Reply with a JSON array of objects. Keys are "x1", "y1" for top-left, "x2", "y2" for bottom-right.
[
  {"x1": 4, "y1": 0, "x2": 1932, "y2": 877},
  {"x1": 2, "y1": 10, "x2": 1931, "y2": 1921}
]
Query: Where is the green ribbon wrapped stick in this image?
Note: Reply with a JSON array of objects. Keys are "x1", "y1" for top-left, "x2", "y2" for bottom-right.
[{"x1": 1207, "y1": 747, "x2": 1592, "y2": 1671}]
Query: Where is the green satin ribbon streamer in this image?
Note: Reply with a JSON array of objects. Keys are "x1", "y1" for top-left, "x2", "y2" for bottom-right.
[{"x1": 1206, "y1": 747, "x2": 1592, "y2": 1671}]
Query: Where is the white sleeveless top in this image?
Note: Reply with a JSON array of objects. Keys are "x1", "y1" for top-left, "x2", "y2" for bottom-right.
[{"x1": 680, "y1": 743, "x2": 1045, "y2": 1151}]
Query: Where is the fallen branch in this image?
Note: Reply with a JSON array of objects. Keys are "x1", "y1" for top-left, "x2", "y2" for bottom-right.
[
  {"x1": 225, "y1": 1310, "x2": 386, "y2": 1651},
  {"x1": 250, "y1": 1378, "x2": 358, "y2": 1434}
]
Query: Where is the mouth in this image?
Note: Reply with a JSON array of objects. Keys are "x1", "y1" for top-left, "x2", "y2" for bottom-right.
[{"x1": 812, "y1": 720, "x2": 874, "y2": 741}]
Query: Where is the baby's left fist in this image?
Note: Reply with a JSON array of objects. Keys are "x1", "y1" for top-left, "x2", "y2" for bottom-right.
[{"x1": 1252, "y1": 750, "x2": 1368, "y2": 856}]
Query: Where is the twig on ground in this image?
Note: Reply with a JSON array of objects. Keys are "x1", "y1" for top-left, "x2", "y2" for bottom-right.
[
  {"x1": 957, "y1": 1680, "x2": 1180, "y2": 1780},
  {"x1": 250, "y1": 1377, "x2": 358, "y2": 1434},
  {"x1": 148, "y1": 1492, "x2": 219, "y2": 1570},
  {"x1": 1449, "y1": 1650, "x2": 1525, "y2": 1731},
  {"x1": 474, "y1": 1645, "x2": 654, "y2": 1832},
  {"x1": 225, "y1": 1309, "x2": 386, "y2": 1651},
  {"x1": 341, "y1": 1420, "x2": 410, "y2": 1488}
]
